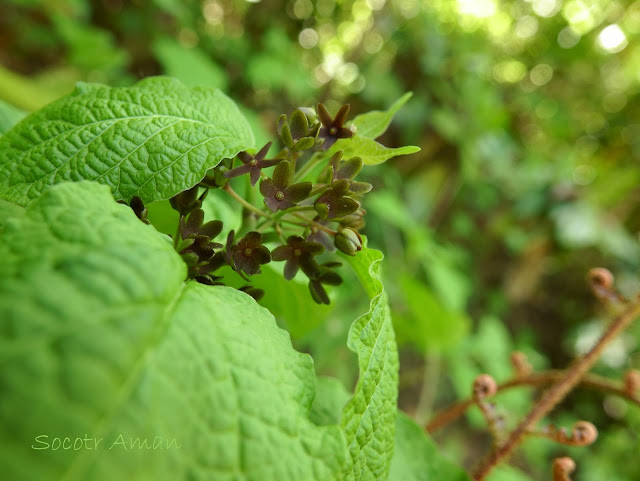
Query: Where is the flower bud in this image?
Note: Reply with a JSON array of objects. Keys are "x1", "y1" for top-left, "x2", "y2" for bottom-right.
[{"x1": 334, "y1": 228, "x2": 362, "y2": 256}]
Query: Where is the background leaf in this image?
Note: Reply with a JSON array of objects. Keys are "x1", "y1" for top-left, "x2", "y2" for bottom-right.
[
  {"x1": 352, "y1": 93, "x2": 413, "y2": 140},
  {"x1": 332, "y1": 135, "x2": 420, "y2": 166},
  {"x1": 0, "y1": 77, "x2": 254, "y2": 206},
  {"x1": 388, "y1": 413, "x2": 471, "y2": 481}
]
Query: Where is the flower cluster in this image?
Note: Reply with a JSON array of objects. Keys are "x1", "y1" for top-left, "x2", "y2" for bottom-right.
[{"x1": 123, "y1": 103, "x2": 369, "y2": 304}]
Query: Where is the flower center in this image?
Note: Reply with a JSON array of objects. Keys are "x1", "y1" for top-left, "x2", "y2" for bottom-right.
[
  {"x1": 275, "y1": 191, "x2": 285, "y2": 201},
  {"x1": 243, "y1": 248, "x2": 253, "y2": 257},
  {"x1": 293, "y1": 249, "x2": 302, "y2": 257},
  {"x1": 249, "y1": 159, "x2": 258, "y2": 166},
  {"x1": 329, "y1": 127, "x2": 338, "y2": 136}
]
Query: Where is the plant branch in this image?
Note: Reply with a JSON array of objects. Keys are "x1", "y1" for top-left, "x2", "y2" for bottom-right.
[
  {"x1": 223, "y1": 183, "x2": 272, "y2": 220},
  {"x1": 291, "y1": 212, "x2": 337, "y2": 235},
  {"x1": 426, "y1": 370, "x2": 640, "y2": 434},
  {"x1": 471, "y1": 295, "x2": 640, "y2": 480},
  {"x1": 294, "y1": 152, "x2": 326, "y2": 181}
]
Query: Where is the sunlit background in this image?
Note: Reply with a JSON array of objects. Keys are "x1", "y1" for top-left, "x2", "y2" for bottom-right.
[{"x1": 2, "y1": 0, "x2": 640, "y2": 479}]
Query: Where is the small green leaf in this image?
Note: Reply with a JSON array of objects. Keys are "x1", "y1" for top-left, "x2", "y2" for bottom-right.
[
  {"x1": 388, "y1": 412, "x2": 471, "y2": 481},
  {"x1": 0, "y1": 181, "x2": 347, "y2": 481},
  {"x1": 332, "y1": 135, "x2": 420, "y2": 166},
  {"x1": 340, "y1": 245, "x2": 399, "y2": 481},
  {"x1": 352, "y1": 92, "x2": 413, "y2": 139},
  {"x1": 0, "y1": 77, "x2": 254, "y2": 206}
]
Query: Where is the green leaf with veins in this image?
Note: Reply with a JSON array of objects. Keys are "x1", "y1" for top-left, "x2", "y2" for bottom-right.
[
  {"x1": 340, "y1": 245, "x2": 399, "y2": 481},
  {"x1": 0, "y1": 77, "x2": 254, "y2": 206},
  {"x1": 0, "y1": 181, "x2": 347, "y2": 481},
  {"x1": 331, "y1": 135, "x2": 420, "y2": 166},
  {"x1": 312, "y1": 378, "x2": 469, "y2": 481},
  {"x1": 351, "y1": 93, "x2": 413, "y2": 140}
]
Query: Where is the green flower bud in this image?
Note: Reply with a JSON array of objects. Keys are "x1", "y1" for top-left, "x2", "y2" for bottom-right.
[{"x1": 334, "y1": 228, "x2": 362, "y2": 256}]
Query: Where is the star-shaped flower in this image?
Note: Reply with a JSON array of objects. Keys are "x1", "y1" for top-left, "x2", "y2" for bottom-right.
[
  {"x1": 308, "y1": 262, "x2": 343, "y2": 305},
  {"x1": 329, "y1": 152, "x2": 372, "y2": 194},
  {"x1": 224, "y1": 142, "x2": 282, "y2": 186},
  {"x1": 271, "y1": 236, "x2": 324, "y2": 280},
  {"x1": 278, "y1": 109, "x2": 320, "y2": 152},
  {"x1": 314, "y1": 179, "x2": 359, "y2": 220},
  {"x1": 176, "y1": 208, "x2": 223, "y2": 263},
  {"x1": 318, "y1": 103, "x2": 353, "y2": 150},
  {"x1": 226, "y1": 230, "x2": 271, "y2": 276},
  {"x1": 260, "y1": 160, "x2": 312, "y2": 212}
]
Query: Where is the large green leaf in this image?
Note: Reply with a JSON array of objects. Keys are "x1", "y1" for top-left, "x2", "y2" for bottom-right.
[
  {"x1": 312, "y1": 378, "x2": 470, "y2": 481},
  {"x1": 388, "y1": 413, "x2": 471, "y2": 481},
  {"x1": 332, "y1": 135, "x2": 420, "y2": 166},
  {"x1": 340, "y1": 247, "x2": 399, "y2": 481},
  {"x1": 0, "y1": 77, "x2": 254, "y2": 206},
  {"x1": 352, "y1": 93, "x2": 413, "y2": 140},
  {"x1": 0, "y1": 181, "x2": 347, "y2": 481}
]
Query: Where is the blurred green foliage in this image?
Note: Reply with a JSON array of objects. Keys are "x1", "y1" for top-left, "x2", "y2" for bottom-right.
[{"x1": 2, "y1": 0, "x2": 640, "y2": 478}]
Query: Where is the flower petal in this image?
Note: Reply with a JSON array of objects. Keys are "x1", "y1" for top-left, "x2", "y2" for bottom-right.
[
  {"x1": 271, "y1": 245, "x2": 291, "y2": 261},
  {"x1": 255, "y1": 141, "x2": 272, "y2": 160},
  {"x1": 290, "y1": 109, "x2": 309, "y2": 139},
  {"x1": 309, "y1": 280, "x2": 329, "y2": 304},
  {"x1": 273, "y1": 160, "x2": 292, "y2": 188},
  {"x1": 284, "y1": 182, "x2": 312, "y2": 203},
  {"x1": 252, "y1": 245, "x2": 271, "y2": 265},
  {"x1": 264, "y1": 197, "x2": 280, "y2": 212},
  {"x1": 199, "y1": 220, "x2": 223, "y2": 238},
  {"x1": 250, "y1": 167, "x2": 261, "y2": 187},
  {"x1": 317, "y1": 103, "x2": 333, "y2": 128},
  {"x1": 337, "y1": 157, "x2": 363, "y2": 180},
  {"x1": 224, "y1": 164, "x2": 252, "y2": 178},
  {"x1": 244, "y1": 231, "x2": 263, "y2": 247},
  {"x1": 328, "y1": 197, "x2": 359, "y2": 219},
  {"x1": 283, "y1": 258, "x2": 299, "y2": 280},
  {"x1": 334, "y1": 104, "x2": 350, "y2": 127},
  {"x1": 260, "y1": 178, "x2": 277, "y2": 197}
]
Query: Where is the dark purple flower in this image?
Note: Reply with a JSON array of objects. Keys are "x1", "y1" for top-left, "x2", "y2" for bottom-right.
[
  {"x1": 271, "y1": 236, "x2": 324, "y2": 280},
  {"x1": 223, "y1": 142, "x2": 282, "y2": 186},
  {"x1": 227, "y1": 231, "x2": 271, "y2": 276},
  {"x1": 238, "y1": 285, "x2": 265, "y2": 301},
  {"x1": 314, "y1": 179, "x2": 359, "y2": 220},
  {"x1": 308, "y1": 262, "x2": 343, "y2": 305},
  {"x1": 329, "y1": 152, "x2": 372, "y2": 194},
  {"x1": 318, "y1": 103, "x2": 353, "y2": 150},
  {"x1": 259, "y1": 160, "x2": 312, "y2": 212}
]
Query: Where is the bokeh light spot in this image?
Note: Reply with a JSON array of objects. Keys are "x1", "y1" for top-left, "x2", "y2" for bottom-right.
[
  {"x1": 598, "y1": 24, "x2": 628, "y2": 53},
  {"x1": 530, "y1": 63, "x2": 553, "y2": 86}
]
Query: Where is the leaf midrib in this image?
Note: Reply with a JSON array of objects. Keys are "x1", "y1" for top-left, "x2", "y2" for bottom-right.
[{"x1": 59, "y1": 280, "x2": 190, "y2": 481}]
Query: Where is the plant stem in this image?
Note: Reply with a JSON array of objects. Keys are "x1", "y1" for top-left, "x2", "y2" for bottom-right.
[
  {"x1": 415, "y1": 354, "x2": 440, "y2": 425},
  {"x1": 426, "y1": 370, "x2": 640, "y2": 434},
  {"x1": 309, "y1": 183, "x2": 330, "y2": 197},
  {"x1": 256, "y1": 205, "x2": 315, "y2": 231},
  {"x1": 471, "y1": 296, "x2": 640, "y2": 481},
  {"x1": 173, "y1": 215, "x2": 183, "y2": 249},
  {"x1": 224, "y1": 183, "x2": 272, "y2": 220},
  {"x1": 291, "y1": 212, "x2": 336, "y2": 235},
  {"x1": 295, "y1": 152, "x2": 326, "y2": 181}
]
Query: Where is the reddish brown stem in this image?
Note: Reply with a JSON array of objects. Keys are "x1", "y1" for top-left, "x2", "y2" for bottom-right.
[
  {"x1": 471, "y1": 296, "x2": 640, "y2": 480},
  {"x1": 426, "y1": 370, "x2": 640, "y2": 434}
]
